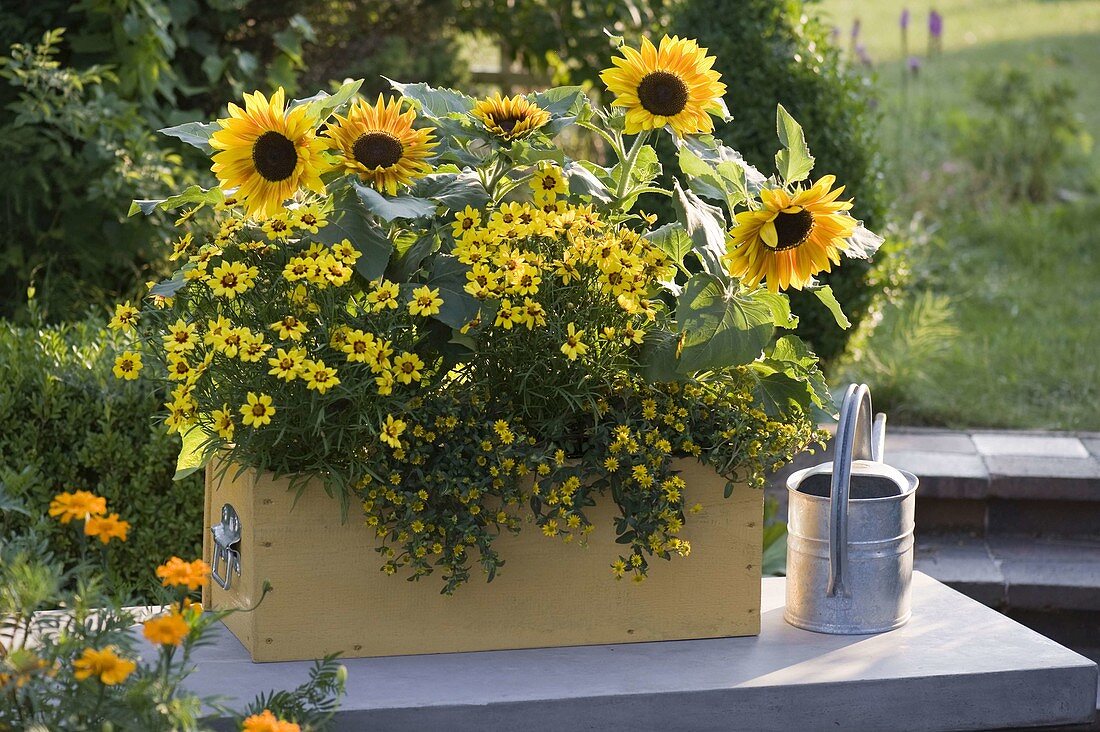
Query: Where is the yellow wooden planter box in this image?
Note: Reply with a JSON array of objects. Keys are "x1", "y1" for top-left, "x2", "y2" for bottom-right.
[{"x1": 202, "y1": 459, "x2": 763, "y2": 662}]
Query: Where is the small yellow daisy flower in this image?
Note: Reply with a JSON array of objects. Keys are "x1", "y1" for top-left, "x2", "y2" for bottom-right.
[
  {"x1": 269, "y1": 315, "x2": 308, "y2": 341},
  {"x1": 560, "y1": 322, "x2": 588, "y2": 360},
  {"x1": 408, "y1": 286, "x2": 443, "y2": 317},
  {"x1": 109, "y1": 302, "x2": 140, "y2": 332},
  {"x1": 302, "y1": 359, "x2": 340, "y2": 394},
  {"x1": 392, "y1": 352, "x2": 424, "y2": 384},
  {"x1": 208, "y1": 261, "x2": 259, "y2": 299},
  {"x1": 163, "y1": 319, "x2": 198, "y2": 354},
  {"x1": 451, "y1": 205, "x2": 482, "y2": 240},
  {"x1": 240, "y1": 392, "x2": 275, "y2": 428},
  {"x1": 366, "y1": 279, "x2": 401, "y2": 311},
  {"x1": 380, "y1": 414, "x2": 407, "y2": 449},
  {"x1": 267, "y1": 347, "x2": 305, "y2": 381},
  {"x1": 112, "y1": 351, "x2": 143, "y2": 380},
  {"x1": 211, "y1": 404, "x2": 235, "y2": 441}
]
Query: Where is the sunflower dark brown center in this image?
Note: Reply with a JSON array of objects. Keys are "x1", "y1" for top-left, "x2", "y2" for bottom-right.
[
  {"x1": 353, "y1": 132, "x2": 404, "y2": 168},
  {"x1": 771, "y1": 209, "x2": 815, "y2": 251},
  {"x1": 637, "y1": 71, "x2": 690, "y2": 117},
  {"x1": 251, "y1": 131, "x2": 298, "y2": 182},
  {"x1": 493, "y1": 115, "x2": 521, "y2": 135}
]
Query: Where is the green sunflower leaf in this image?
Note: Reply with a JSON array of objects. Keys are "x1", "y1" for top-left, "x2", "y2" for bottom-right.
[
  {"x1": 775, "y1": 104, "x2": 815, "y2": 184},
  {"x1": 749, "y1": 363, "x2": 815, "y2": 417},
  {"x1": 411, "y1": 171, "x2": 490, "y2": 211},
  {"x1": 158, "y1": 121, "x2": 218, "y2": 153},
  {"x1": 810, "y1": 284, "x2": 851, "y2": 329},
  {"x1": 644, "y1": 223, "x2": 693, "y2": 269},
  {"x1": 676, "y1": 273, "x2": 775, "y2": 372},
  {"x1": 529, "y1": 86, "x2": 587, "y2": 118},
  {"x1": 672, "y1": 179, "x2": 728, "y2": 277},
  {"x1": 129, "y1": 185, "x2": 222, "y2": 217},
  {"x1": 353, "y1": 183, "x2": 436, "y2": 222},
  {"x1": 426, "y1": 255, "x2": 482, "y2": 329},
  {"x1": 292, "y1": 78, "x2": 363, "y2": 119},
  {"x1": 385, "y1": 79, "x2": 475, "y2": 118},
  {"x1": 564, "y1": 160, "x2": 612, "y2": 203},
  {"x1": 315, "y1": 186, "x2": 394, "y2": 280}
]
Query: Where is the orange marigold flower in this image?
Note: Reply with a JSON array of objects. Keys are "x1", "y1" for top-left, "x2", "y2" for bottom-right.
[
  {"x1": 156, "y1": 556, "x2": 211, "y2": 591},
  {"x1": 242, "y1": 709, "x2": 302, "y2": 732},
  {"x1": 72, "y1": 646, "x2": 136, "y2": 685},
  {"x1": 142, "y1": 612, "x2": 190, "y2": 647},
  {"x1": 48, "y1": 491, "x2": 107, "y2": 524},
  {"x1": 84, "y1": 513, "x2": 130, "y2": 544}
]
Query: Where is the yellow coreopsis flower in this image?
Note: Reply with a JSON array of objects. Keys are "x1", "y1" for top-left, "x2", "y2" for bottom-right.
[
  {"x1": 267, "y1": 347, "x2": 306, "y2": 381},
  {"x1": 211, "y1": 404, "x2": 235, "y2": 441},
  {"x1": 209, "y1": 88, "x2": 328, "y2": 218},
  {"x1": 238, "y1": 333, "x2": 272, "y2": 363},
  {"x1": 302, "y1": 359, "x2": 340, "y2": 394},
  {"x1": 530, "y1": 162, "x2": 567, "y2": 200},
  {"x1": 72, "y1": 646, "x2": 135, "y2": 686},
  {"x1": 408, "y1": 286, "x2": 443, "y2": 317},
  {"x1": 207, "y1": 261, "x2": 259, "y2": 299},
  {"x1": 143, "y1": 611, "x2": 190, "y2": 647},
  {"x1": 240, "y1": 392, "x2": 275, "y2": 428},
  {"x1": 108, "y1": 302, "x2": 139, "y2": 332},
  {"x1": 341, "y1": 330, "x2": 377, "y2": 363},
  {"x1": 332, "y1": 239, "x2": 361, "y2": 264},
  {"x1": 392, "y1": 353, "x2": 424, "y2": 384},
  {"x1": 375, "y1": 368, "x2": 396, "y2": 395},
  {"x1": 451, "y1": 205, "x2": 482, "y2": 240},
  {"x1": 261, "y1": 212, "x2": 294, "y2": 240},
  {"x1": 163, "y1": 318, "x2": 199, "y2": 354},
  {"x1": 291, "y1": 202, "x2": 327, "y2": 233},
  {"x1": 600, "y1": 35, "x2": 727, "y2": 137},
  {"x1": 366, "y1": 279, "x2": 401, "y2": 311},
  {"x1": 282, "y1": 256, "x2": 317, "y2": 282},
  {"x1": 269, "y1": 315, "x2": 308, "y2": 341},
  {"x1": 84, "y1": 513, "x2": 130, "y2": 544},
  {"x1": 166, "y1": 353, "x2": 194, "y2": 382},
  {"x1": 380, "y1": 414, "x2": 407, "y2": 449},
  {"x1": 156, "y1": 557, "x2": 210, "y2": 591},
  {"x1": 560, "y1": 322, "x2": 588, "y2": 361},
  {"x1": 112, "y1": 351, "x2": 143, "y2": 380},
  {"x1": 48, "y1": 490, "x2": 107, "y2": 524}
]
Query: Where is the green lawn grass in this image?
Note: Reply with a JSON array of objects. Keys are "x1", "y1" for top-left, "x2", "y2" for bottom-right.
[{"x1": 813, "y1": 0, "x2": 1100, "y2": 430}]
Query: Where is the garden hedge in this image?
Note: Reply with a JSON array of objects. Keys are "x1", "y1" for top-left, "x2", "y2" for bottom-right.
[{"x1": 0, "y1": 309, "x2": 202, "y2": 594}]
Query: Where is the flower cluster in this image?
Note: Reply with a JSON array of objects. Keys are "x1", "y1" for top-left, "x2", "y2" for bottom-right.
[
  {"x1": 48, "y1": 490, "x2": 129, "y2": 544},
  {"x1": 122, "y1": 33, "x2": 879, "y2": 591}
]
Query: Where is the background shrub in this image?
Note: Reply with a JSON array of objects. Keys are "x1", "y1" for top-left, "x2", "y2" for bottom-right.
[
  {"x1": 0, "y1": 300, "x2": 202, "y2": 594},
  {"x1": 671, "y1": 0, "x2": 888, "y2": 362}
]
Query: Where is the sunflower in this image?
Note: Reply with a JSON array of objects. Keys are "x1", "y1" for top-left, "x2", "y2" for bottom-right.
[
  {"x1": 209, "y1": 89, "x2": 327, "y2": 218},
  {"x1": 471, "y1": 93, "x2": 551, "y2": 141},
  {"x1": 600, "y1": 35, "x2": 727, "y2": 137},
  {"x1": 724, "y1": 175, "x2": 857, "y2": 292},
  {"x1": 325, "y1": 95, "x2": 437, "y2": 195}
]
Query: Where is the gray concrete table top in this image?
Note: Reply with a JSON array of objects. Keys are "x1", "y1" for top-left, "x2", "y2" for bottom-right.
[{"x1": 185, "y1": 572, "x2": 1097, "y2": 731}]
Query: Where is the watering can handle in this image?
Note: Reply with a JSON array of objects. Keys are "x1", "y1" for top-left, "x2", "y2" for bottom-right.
[{"x1": 827, "y1": 383, "x2": 886, "y2": 597}]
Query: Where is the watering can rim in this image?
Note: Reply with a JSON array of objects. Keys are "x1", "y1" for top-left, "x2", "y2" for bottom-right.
[{"x1": 786, "y1": 460, "x2": 918, "y2": 502}]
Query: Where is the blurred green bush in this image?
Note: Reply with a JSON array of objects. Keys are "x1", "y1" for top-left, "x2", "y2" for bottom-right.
[
  {"x1": 0, "y1": 301, "x2": 202, "y2": 595},
  {"x1": 671, "y1": 0, "x2": 888, "y2": 363}
]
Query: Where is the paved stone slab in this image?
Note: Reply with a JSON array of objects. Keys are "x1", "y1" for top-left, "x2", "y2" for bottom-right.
[
  {"x1": 889, "y1": 450, "x2": 990, "y2": 498},
  {"x1": 987, "y1": 537, "x2": 1100, "y2": 612},
  {"x1": 985, "y1": 456, "x2": 1100, "y2": 501},
  {"x1": 183, "y1": 573, "x2": 1096, "y2": 731},
  {"x1": 1081, "y1": 437, "x2": 1100, "y2": 459},
  {"x1": 972, "y1": 433, "x2": 1089, "y2": 459},
  {"x1": 886, "y1": 429, "x2": 978, "y2": 455},
  {"x1": 916, "y1": 535, "x2": 1005, "y2": 606}
]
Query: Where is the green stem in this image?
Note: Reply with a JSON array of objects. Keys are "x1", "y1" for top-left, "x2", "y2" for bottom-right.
[{"x1": 614, "y1": 131, "x2": 651, "y2": 203}]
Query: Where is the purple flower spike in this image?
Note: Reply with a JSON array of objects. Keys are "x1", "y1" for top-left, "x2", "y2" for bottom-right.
[
  {"x1": 929, "y1": 10, "x2": 943, "y2": 39},
  {"x1": 851, "y1": 18, "x2": 862, "y2": 41},
  {"x1": 900, "y1": 8, "x2": 910, "y2": 31},
  {"x1": 907, "y1": 55, "x2": 921, "y2": 74},
  {"x1": 855, "y1": 43, "x2": 872, "y2": 67}
]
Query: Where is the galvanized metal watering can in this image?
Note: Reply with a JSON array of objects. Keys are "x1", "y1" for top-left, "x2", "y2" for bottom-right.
[{"x1": 785, "y1": 383, "x2": 919, "y2": 634}]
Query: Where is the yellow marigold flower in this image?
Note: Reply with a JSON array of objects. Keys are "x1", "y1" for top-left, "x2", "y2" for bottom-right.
[
  {"x1": 451, "y1": 205, "x2": 482, "y2": 240},
  {"x1": 72, "y1": 646, "x2": 135, "y2": 686},
  {"x1": 212, "y1": 404, "x2": 235, "y2": 441},
  {"x1": 408, "y1": 285, "x2": 443, "y2": 317},
  {"x1": 240, "y1": 392, "x2": 275, "y2": 428},
  {"x1": 375, "y1": 368, "x2": 395, "y2": 395},
  {"x1": 156, "y1": 556, "x2": 210, "y2": 591},
  {"x1": 302, "y1": 359, "x2": 340, "y2": 394},
  {"x1": 380, "y1": 414, "x2": 407, "y2": 449},
  {"x1": 600, "y1": 35, "x2": 727, "y2": 137},
  {"x1": 112, "y1": 351, "x2": 143, "y2": 381},
  {"x1": 725, "y1": 175, "x2": 857, "y2": 292},
  {"x1": 325, "y1": 94, "x2": 437, "y2": 195},
  {"x1": 270, "y1": 315, "x2": 308, "y2": 341},
  {"x1": 84, "y1": 513, "x2": 129, "y2": 544},
  {"x1": 332, "y1": 238, "x2": 360, "y2": 264},
  {"x1": 209, "y1": 88, "x2": 328, "y2": 219},
  {"x1": 109, "y1": 302, "x2": 139, "y2": 332},
  {"x1": 48, "y1": 490, "x2": 106, "y2": 524},
  {"x1": 207, "y1": 261, "x2": 259, "y2": 299},
  {"x1": 143, "y1": 611, "x2": 190, "y2": 647},
  {"x1": 367, "y1": 278, "x2": 401, "y2": 311},
  {"x1": 472, "y1": 93, "x2": 550, "y2": 141},
  {"x1": 163, "y1": 318, "x2": 199, "y2": 354},
  {"x1": 392, "y1": 352, "x2": 424, "y2": 384},
  {"x1": 560, "y1": 322, "x2": 588, "y2": 361},
  {"x1": 243, "y1": 709, "x2": 302, "y2": 732},
  {"x1": 261, "y1": 212, "x2": 294, "y2": 240}
]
